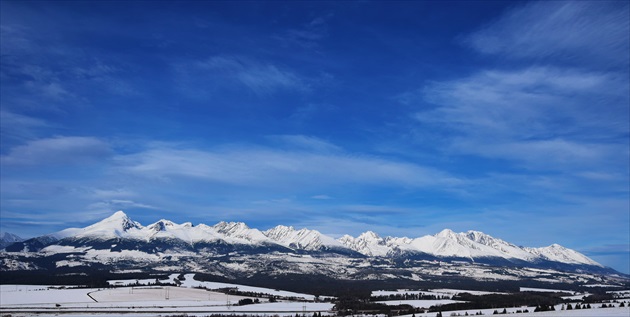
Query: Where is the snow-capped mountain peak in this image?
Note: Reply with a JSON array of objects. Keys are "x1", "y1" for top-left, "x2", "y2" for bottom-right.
[
  {"x1": 463, "y1": 230, "x2": 537, "y2": 261},
  {"x1": 263, "y1": 225, "x2": 343, "y2": 250},
  {"x1": 213, "y1": 221, "x2": 271, "y2": 245},
  {"x1": 264, "y1": 225, "x2": 295, "y2": 239},
  {"x1": 359, "y1": 231, "x2": 382, "y2": 241},
  {"x1": 525, "y1": 244, "x2": 602, "y2": 267},
  {"x1": 1, "y1": 232, "x2": 23, "y2": 243},
  {"x1": 74, "y1": 210, "x2": 142, "y2": 239},
  {"x1": 435, "y1": 228, "x2": 458, "y2": 239},
  {"x1": 339, "y1": 231, "x2": 393, "y2": 256},
  {"x1": 0, "y1": 232, "x2": 24, "y2": 249},
  {"x1": 148, "y1": 219, "x2": 176, "y2": 232},
  {"x1": 465, "y1": 230, "x2": 491, "y2": 243},
  {"x1": 214, "y1": 221, "x2": 249, "y2": 233}
]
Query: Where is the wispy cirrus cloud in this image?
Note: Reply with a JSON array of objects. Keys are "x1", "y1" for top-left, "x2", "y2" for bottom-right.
[
  {"x1": 465, "y1": 1, "x2": 629, "y2": 67},
  {"x1": 1, "y1": 136, "x2": 112, "y2": 166},
  {"x1": 275, "y1": 14, "x2": 333, "y2": 49},
  {"x1": 420, "y1": 67, "x2": 628, "y2": 138},
  {"x1": 0, "y1": 111, "x2": 51, "y2": 142},
  {"x1": 402, "y1": 2, "x2": 628, "y2": 153},
  {"x1": 268, "y1": 134, "x2": 342, "y2": 153},
  {"x1": 86, "y1": 199, "x2": 158, "y2": 215},
  {"x1": 115, "y1": 140, "x2": 463, "y2": 190},
  {"x1": 417, "y1": 66, "x2": 628, "y2": 170},
  {"x1": 176, "y1": 56, "x2": 307, "y2": 96}
]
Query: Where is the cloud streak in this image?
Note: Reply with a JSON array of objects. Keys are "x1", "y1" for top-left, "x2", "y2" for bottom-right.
[
  {"x1": 1, "y1": 136, "x2": 112, "y2": 166},
  {"x1": 465, "y1": 1, "x2": 629, "y2": 67},
  {"x1": 115, "y1": 141, "x2": 463, "y2": 190},
  {"x1": 417, "y1": 66, "x2": 628, "y2": 171},
  {"x1": 176, "y1": 56, "x2": 307, "y2": 96}
]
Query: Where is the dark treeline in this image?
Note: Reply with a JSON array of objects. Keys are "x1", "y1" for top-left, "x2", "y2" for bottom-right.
[
  {"x1": 165, "y1": 314, "x2": 327, "y2": 317},
  {"x1": 192, "y1": 272, "x2": 532, "y2": 297},
  {"x1": 334, "y1": 299, "x2": 419, "y2": 316},
  {"x1": 427, "y1": 292, "x2": 565, "y2": 312},
  {"x1": 371, "y1": 293, "x2": 450, "y2": 301},
  {"x1": 0, "y1": 269, "x2": 170, "y2": 287},
  {"x1": 2, "y1": 267, "x2": 605, "y2": 297}
]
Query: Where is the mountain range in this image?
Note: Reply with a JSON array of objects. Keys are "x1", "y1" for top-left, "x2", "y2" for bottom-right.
[{"x1": 1, "y1": 211, "x2": 624, "y2": 285}]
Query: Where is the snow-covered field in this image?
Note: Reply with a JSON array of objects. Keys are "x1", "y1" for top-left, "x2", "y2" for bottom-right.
[
  {"x1": 377, "y1": 299, "x2": 463, "y2": 308},
  {"x1": 179, "y1": 273, "x2": 323, "y2": 300},
  {"x1": 404, "y1": 306, "x2": 630, "y2": 317},
  {"x1": 1, "y1": 276, "x2": 335, "y2": 317},
  {"x1": 107, "y1": 273, "x2": 324, "y2": 301},
  {"x1": 519, "y1": 287, "x2": 572, "y2": 293},
  {"x1": 1, "y1": 285, "x2": 100, "y2": 305},
  {"x1": 2, "y1": 280, "x2": 629, "y2": 317}
]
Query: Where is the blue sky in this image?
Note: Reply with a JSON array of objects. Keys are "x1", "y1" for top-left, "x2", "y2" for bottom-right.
[{"x1": 1, "y1": 1, "x2": 628, "y2": 273}]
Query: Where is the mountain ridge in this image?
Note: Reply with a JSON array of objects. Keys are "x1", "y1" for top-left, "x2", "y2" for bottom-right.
[{"x1": 3, "y1": 211, "x2": 603, "y2": 269}]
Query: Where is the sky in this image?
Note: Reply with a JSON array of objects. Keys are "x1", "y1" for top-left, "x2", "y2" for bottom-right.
[{"x1": 0, "y1": 1, "x2": 628, "y2": 273}]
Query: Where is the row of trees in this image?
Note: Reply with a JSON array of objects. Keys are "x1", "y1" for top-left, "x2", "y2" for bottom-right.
[{"x1": 371, "y1": 293, "x2": 451, "y2": 301}]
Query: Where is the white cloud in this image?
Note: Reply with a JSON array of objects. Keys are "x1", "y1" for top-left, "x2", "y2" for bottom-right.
[
  {"x1": 421, "y1": 67, "x2": 627, "y2": 136},
  {"x1": 311, "y1": 195, "x2": 332, "y2": 200},
  {"x1": 87, "y1": 199, "x2": 157, "y2": 213},
  {"x1": 1, "y1": 136, "x2": 112, "y2": 166},
  {"x1": 269, "y1": 134, "x2": 342, "y2": 153},
  {"x1": 115, "y1": 143, "x2": 463, "y2": 189},
  {"x1": 417, "y1": 66, "x2": 628, "y2": 171},
  {"x1": 465, "y1": 1, "x2": 629, "y2": 67},
  {"x1": 0, "y1": 111, "x2": 50, "y2": 141},
  {"x1": 91, "y1": 188, "x2": 136, "y2": 199},
  {"x1": 451, "y1": 138, "x2": 625, "y2": 170}
]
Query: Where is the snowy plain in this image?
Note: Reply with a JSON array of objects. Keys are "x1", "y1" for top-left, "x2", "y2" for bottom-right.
[
  {"x1": 1, "y1": 273, "x2": 335, "y2": 317},
  {"x1": 2, "y1": 275, "x2": 629, "y2": 317}
]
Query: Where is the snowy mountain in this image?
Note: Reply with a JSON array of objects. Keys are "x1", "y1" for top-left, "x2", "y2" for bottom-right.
[
  {"x1": 265, "y1": 225, "x2": 347, "y2": 251},
  {"x1": 1, "y1": 211, "x2": 618, "y2": 282},
  {"x1": 525, "y1": 244, "x2": 602, "y2": 267},
  {"x1": 0, "y1": 232, "x2": 23, "y2": 249},
  {"x1": 335, "y1": 228, "x2": 600, "y2": 267},
  {"x1": 73, "y1": 210, "x2": 143, "y2": 239},
  {"x1": 338, "y1": 231, "x2": 397, "y2": 256}
]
